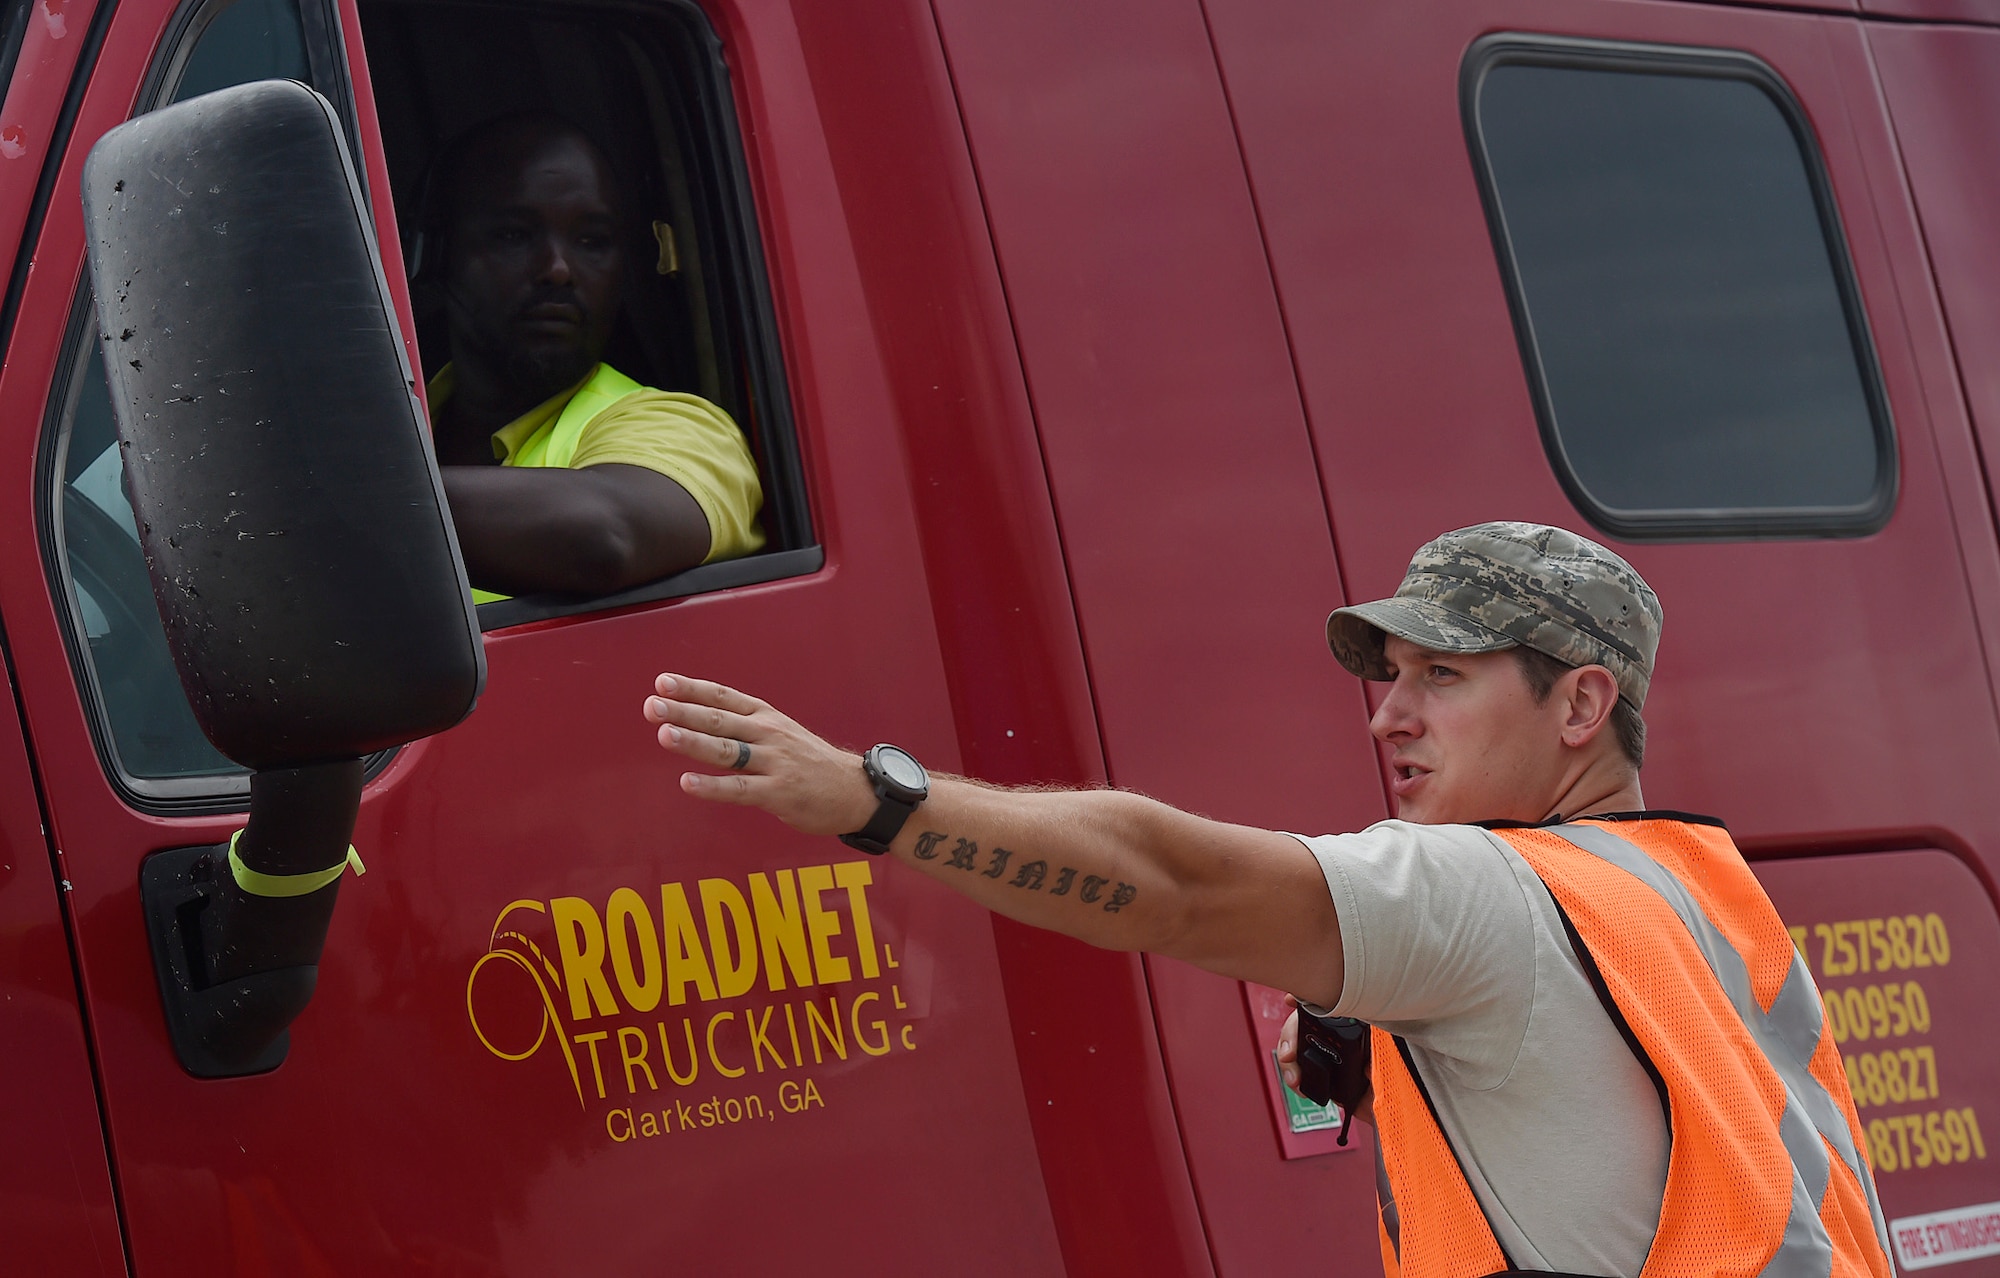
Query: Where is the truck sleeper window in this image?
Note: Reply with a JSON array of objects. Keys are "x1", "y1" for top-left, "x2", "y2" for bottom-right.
[{"x1": 1464, "y1": 38, "x2": 1895, "y2": 540}]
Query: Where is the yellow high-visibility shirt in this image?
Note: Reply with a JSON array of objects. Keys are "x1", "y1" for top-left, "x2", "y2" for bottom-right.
[{"x1": 429, "y1": 363, "x2": 766, "y2": 602}]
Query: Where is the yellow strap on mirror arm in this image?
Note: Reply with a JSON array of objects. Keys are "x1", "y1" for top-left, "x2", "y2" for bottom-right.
[{"x1": 226, "y1": 829, "x2": 367, "y2": 898}]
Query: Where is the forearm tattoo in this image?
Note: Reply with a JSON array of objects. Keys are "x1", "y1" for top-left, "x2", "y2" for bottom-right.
[{"x1": 909, "y1": 831, "x2": 1138, "y2": 913}]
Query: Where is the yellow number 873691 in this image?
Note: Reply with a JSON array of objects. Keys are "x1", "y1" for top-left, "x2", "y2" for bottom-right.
[{"x1": 1866, "y1": 1108, "x2": 1984, "y2": 1174}]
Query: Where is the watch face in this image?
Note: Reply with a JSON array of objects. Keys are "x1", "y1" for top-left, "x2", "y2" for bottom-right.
[{"x1": 876, "y1": 746, "x2": 926, "y2": 793}]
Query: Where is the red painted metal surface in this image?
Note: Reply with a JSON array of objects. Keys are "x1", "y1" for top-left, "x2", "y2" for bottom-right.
[
  {"x1": 1862, "y1": 0, "x2": 2000, "y2": 21},
  {"x1": 0, "y1": 0, "x2": 101, "y2": 259},
  {"x1": 1758, "y1": 851, "x2": 2000, "y2": 1264},
  {"x1": 928, "y1": 0, "x2": 1391, "y2": 1269},
  {"x1": 1869, "y1": 25, "x2": 2000, "y2": 538},
  {"x1": 778, "y1": 4, "x2": 1212, "y2": 1270},
  {"x1": 1815, "y1": 20, "x2": 2000, "y2": 756},
  {"x1": 0, "y1": 659, "x2": 123, "y2": 1276},
  {"x1": 0, "y1": 2, "x2": 125, "y2": 1272},
  {"x1": 3, "y1": 0, "x2": 2000, "y2": 1272}
]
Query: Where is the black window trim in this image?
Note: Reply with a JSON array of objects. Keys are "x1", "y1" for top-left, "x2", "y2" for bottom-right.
[
  {"x1": 1460, "y1": 32, "x2": 1898, "y2": 542},
  {"x1": 475, "y1": 548, "x2": 824, "y2": 630}
]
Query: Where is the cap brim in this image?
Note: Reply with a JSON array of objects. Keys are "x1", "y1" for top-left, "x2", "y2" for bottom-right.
[{"x1": 1326, "y1": 598, "x2": 1517, "y2": 681}]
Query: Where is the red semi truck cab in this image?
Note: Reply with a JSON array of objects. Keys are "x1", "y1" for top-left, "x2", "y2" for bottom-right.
[{"x1": 4, "y1": 0, "x2": 2000, "y2": 1273}]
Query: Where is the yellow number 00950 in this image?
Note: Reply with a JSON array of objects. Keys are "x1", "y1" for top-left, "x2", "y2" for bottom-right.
[{"x1": 1821, "y1": 980, "x2": 1930, "y2": 1044}]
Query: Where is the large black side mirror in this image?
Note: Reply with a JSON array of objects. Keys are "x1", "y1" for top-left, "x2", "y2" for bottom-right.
[{"x1": 82, "y1": 80, "x2": 483, "y2": 1076}]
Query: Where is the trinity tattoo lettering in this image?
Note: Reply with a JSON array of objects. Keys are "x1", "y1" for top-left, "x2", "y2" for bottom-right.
[{"x1": 903, "y1": 830, "x2": 1139, "y2": 913}]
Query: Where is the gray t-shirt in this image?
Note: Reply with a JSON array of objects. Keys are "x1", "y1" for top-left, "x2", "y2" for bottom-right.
[{"x1": 1291, "y1": 821, "x2": 1670, "y2": 1276}]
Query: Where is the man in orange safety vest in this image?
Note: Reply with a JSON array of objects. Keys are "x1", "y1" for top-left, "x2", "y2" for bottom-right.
[{"x1": 642, "y1": 521, "x2": 1892, "y2": 1278}]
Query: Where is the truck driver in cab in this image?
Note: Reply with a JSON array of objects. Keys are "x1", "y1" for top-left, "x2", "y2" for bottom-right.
[{"x1": 415, "y1": 114, "x2": 765, "y2": 601}]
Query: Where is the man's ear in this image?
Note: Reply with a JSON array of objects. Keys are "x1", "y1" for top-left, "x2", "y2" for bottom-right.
[{"x1": 1558, "y1": 664, "x2": 1621, "y2": 751}]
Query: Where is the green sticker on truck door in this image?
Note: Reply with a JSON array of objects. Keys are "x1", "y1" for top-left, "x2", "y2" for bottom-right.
[{"x1": 1272, "y1": 1051, "x2": 1345, "y2": 1133}]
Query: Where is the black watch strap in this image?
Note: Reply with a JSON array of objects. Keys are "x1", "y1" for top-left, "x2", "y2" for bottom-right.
[
  {"x1": 839, "y1": 745, "x2": 928, "y2": 855},
  {"x1": 839, "y1": 796, "x2": 917, "y2": 855}
]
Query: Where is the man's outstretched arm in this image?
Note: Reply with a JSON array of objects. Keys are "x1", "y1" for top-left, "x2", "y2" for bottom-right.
[{"x1": 643, "y1": 673, "x2": 1347, "y2": 1007}]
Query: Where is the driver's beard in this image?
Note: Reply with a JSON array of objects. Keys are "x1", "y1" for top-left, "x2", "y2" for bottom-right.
[
  {"x1": 444, "y1": 283, "x2": 605, "y2": 410},
  {"x1": 503, "y1": 342, "x2": 598, "y2": 407}
]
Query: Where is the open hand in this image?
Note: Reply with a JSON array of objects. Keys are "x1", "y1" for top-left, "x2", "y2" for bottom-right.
[{"x1": 642, "y1": 673, "x2": 874, "y2": 836}]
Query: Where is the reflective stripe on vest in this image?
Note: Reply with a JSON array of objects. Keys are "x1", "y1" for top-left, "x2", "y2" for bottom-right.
[
  {"x1": 1372, "y1": 819, "x2": 1894, "y2": 1278},
  {"x1": 469, "y1": 363, "x2": 648, "y2": 604}
]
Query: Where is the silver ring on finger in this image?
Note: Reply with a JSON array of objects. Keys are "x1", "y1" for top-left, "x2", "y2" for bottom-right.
[{"x1": 731, "y1": 741, "x2": 752, "y2": 771}]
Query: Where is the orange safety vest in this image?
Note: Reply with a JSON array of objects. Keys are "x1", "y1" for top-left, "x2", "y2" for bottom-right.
[{"x1": 1371, "y1": 818, "x2": 1893, "y2": 1278}]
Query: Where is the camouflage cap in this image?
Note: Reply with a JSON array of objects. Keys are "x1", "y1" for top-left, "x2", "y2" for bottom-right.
[{"x1": 1326, "y1": 522, "x2": 1663, "y2": 710}]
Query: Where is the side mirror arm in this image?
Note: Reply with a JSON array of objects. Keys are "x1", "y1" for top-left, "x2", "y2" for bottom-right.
[{"x1": 142, "y1": 760, "x2": 365, "y2": 1077}]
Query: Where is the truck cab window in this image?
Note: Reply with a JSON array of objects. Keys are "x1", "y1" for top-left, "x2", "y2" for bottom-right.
[
  {"x1": 53, "y1": 349, "x2": 238, "y2": 785},
  {"x1": 360, "y1": 0, "x2": 810, "y2": 627},
  {"x1": 1465, "y1": 39, "x2": 1894, "y2": 539},
  {"x1": 44, "y1": 0, "x2": 344, "y2": 804},
  {"x1": 168, "y1": 0, "x2": 307, "y2": 101},
  {"x1": 360, "y1": 0, "x2": 804, "y2": 624}
]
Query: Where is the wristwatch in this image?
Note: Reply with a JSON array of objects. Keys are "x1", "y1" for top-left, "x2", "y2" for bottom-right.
[{"x1": 839, "y1": 745, "x2": 929, "y2": 854}]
